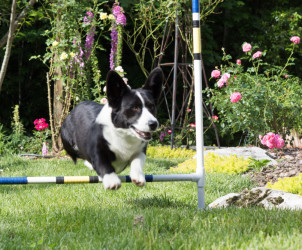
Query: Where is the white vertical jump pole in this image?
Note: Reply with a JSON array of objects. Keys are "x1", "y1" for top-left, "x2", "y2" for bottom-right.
[{"x1": 192, "y1": 0, "x2": 205, "y2": 209}]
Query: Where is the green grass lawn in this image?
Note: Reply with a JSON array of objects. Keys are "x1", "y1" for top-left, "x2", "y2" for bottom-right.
[{"x1": 0, "y1": 155, "x2": 302, "y2": 249}]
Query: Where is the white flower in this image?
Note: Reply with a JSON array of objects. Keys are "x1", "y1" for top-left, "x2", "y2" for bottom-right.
[
  {"x1": 108, "y1": 14, "x2": 115, "y2": 20},
  {"x1": 115, "y1": 66, "x2": 124, "y2": 72},
  {"x1": 60, "y1": 52, "x2": 68, "y2": 60},
  {"x1": 69, "y1": 52, "x2": 75, "y2": 58},
  {"x1": 100, "y1": 12, "x2": 108, "y2": 20},
  {"x1": 100, "y1": 98, "x2": 108, "y2": 104},
  {"x1": 52, "y1": 41, "x2": 59, "y2": 47},
  {"x1": 103, "y1": 86, "x2": 107, "y2": 92}
]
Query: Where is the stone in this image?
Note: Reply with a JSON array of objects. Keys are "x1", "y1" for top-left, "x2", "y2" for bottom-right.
[
  {"x1": 204, "y1": 147, "x2": 277, "y2": 164},
  {"x1": 208, "y1": 187, "x2": 302, "y2": 210}
]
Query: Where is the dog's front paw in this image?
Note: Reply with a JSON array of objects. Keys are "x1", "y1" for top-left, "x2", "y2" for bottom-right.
[
  {"x1": 130, "y1": 172, "x2": 146, "y2": 187},
  {"x1": 103, "y1": 173, "x2": 121, "y2": 190}
]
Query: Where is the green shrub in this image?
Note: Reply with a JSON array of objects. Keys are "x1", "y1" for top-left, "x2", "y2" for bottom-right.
[
  {"x1": 3, "y1": 106, "x2": 51, "y2": 155},
  {"x1": 146, "y1": 145, "x2": 195, "y2": 159},
  {"x1": 266, "y1": 174, "x2": 302, "y2": 195},
  {"x1": 171, "y1": 152, "x2": 252, "y2": 174},
  {"x1": 206, "y1": 39, "x2": 302, "y2": 141}
]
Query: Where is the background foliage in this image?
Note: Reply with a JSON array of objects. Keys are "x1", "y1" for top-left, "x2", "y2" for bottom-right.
[{"x1": 0, "y1": 0, "x2": 301, "y2": 149}]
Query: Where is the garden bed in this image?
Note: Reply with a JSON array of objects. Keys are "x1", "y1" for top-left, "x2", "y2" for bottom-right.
[{"x1": 245, "y1": 148, "x2": 302, "y2": 186}]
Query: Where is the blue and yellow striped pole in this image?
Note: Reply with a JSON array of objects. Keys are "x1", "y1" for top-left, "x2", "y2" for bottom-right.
[
  {"x1": 192, "y1": 0, "x2": 205, "y2": 209},
  {"x1": 0, "y1": 174, "x2": 202, "y2": 185}
]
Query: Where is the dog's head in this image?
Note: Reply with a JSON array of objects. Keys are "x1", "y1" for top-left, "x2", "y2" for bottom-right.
[{"x1": 106, "y1": 67, "x2": 164, "y2": 141}]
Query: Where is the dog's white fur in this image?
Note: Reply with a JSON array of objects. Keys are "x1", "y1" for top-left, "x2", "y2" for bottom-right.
[{"x1": 96, "y1": 100, "x2": 147, "y2": 186}]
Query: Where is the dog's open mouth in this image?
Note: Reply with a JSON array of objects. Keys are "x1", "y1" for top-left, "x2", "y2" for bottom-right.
[{"x1": 130, "y1": 126, "x2": 152, "y2": 140}]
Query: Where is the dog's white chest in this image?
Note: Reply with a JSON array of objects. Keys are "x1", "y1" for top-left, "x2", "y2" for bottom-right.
[
  {"x1": 96, "y1": 103, "x2": 146, "y2": 173},
  {"x1": 104, "y1": 127, "x2": 146, "y2": 173}
]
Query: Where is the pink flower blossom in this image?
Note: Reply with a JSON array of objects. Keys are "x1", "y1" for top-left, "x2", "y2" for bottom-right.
[
  {"x1": 217, "y1": 78, "x2": 225, "y2": 88},
  {"x1": 112, "y1": 2, "x2": 126, "y2": 26},
  {"x1": 285, "y1": 74, "x2": 288, "y2": 78},
  {"x1": 187, "y1": 108, "x2": 191, "y2": 112},
  {"x1": 259, "y1": 132, "x2": 284, "y2": 149},
  {"x1": 230, "y1": 92, "x2": 242, "y2": 103},
  {"x1": 86, "y1": 10, "x2": 93, "y2": 18},
  {"x1": 212, "y1": 115, "x2": 218, "y2": 121},
  {"x1": 290, "y1": 36, "x2": 300, "y2": 45},
  {"x1": 34, "y1": 118, "x2": 49, "y2": 130},
  {"x1": 211, "y1": 69, "x2": 221, "y2": 78},
  {"x1": 221, "y1": 73, "x2": 230, "y2": 81},
  {"x1": 242, "y1": 42, "x2": 252, "y2": 53},
  {"x1": 159, "y1": 132, "x2": 167, "y2": 141},
  {"x1": 236, "y1": 59, "x2": 241, "y2": 65},
  {"x1": 168, "y1": 129, "x2": 172, "y2": 134},
  {"x1": 252, "y1": 51, "x2": 262, "y2": 59},
  {"x1": 190, "y1": 123, "x2": 196, "y2": 128}
]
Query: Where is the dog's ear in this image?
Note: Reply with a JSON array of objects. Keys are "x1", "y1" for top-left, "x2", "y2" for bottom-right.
[
  {"x1": 143, "y1": 67, "x2": 164, "y2": 102},
  {"x1": 106, "y1": 71, "x2": 130, "y2": 109}
]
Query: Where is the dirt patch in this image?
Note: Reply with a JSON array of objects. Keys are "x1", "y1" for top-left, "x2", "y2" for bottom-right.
[{"x1": 245, "y1": 148, "x2": 302, "y2": 186}]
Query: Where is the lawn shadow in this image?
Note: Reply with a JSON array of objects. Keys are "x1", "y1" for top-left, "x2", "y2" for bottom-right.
[
  {"x1": 145, "y1": 158, "x2": 183, "y2": 171},
  {"x1": 130, "y1": 196, "x2": 193, "y2": 209}
]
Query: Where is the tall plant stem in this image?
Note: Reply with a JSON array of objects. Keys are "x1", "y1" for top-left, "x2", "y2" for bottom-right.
[{"x1": 279, "y1": 46, "x2": 294, "y2": 77}]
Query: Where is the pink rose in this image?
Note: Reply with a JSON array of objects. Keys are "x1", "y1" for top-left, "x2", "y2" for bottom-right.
[
  {"x1": 265, "y1": 132, "x2": 276, "y2": 149},
  {"x1": 221, "y1": 73, "x2": 230, "y2": 81},
  {"x1": 242, "y1": 43, "x2": 252, "y2": 53},
  {"x1": 187, "y1": 108, "x2": 191, "y2": 112},
  {"x1": 252, "y1": 51, "x2": 262, "y2": 59},
  {"x1": 168, "y1": 129, "x2": 172, "y2": 134},
  {"x1": 217, "y1": 78, "x2": 225, "y2": 88},
  {"x1": 190, "y1": 123, "x2": 196, "y2": 128},
  {"x1": 212, "y1": 115, "x2": 218, "y2": 121},
  {"x1": 290, "y1": 36, "x2": 300, "y2": 45},
  {"x1": 276, "y1": 138, "x2": 285, "y2": 149},
  {"x1": 211, "y1": 69, "x2": 221, "y2": 79},
  {"x1": 285, "y1": 75, "x2": 288, "y2": 78},
  {"x1": 236, "y1": 59, "x2": 241, "y2": 65},
  {"x1": 230, "y1": 92, "x2": 242, "y2": 103},
  {"x1": 260, "y1": 132, "x2": 284, "y2": 149}
]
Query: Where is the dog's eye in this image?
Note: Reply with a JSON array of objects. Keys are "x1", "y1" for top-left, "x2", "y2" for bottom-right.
[{"x1": 132, "y1": 107, "x2": 140, "y2": 112}]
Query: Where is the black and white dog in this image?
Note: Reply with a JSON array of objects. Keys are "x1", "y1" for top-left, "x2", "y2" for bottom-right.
[{"x1": 61, "y1": 67, "x2": 164, "y2": 190}]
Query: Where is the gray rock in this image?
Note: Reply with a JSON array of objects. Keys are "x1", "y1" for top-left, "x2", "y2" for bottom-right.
[
  {"x1": 204, "y1": 147, "x2": 277, "y2": 164},
  {"x1": 208, "y1": 187, "x2": 302, "y2": 210}
]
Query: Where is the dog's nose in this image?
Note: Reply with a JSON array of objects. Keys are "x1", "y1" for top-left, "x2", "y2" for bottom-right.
[{"x1": 148, "y1": 120, "x2": 158, "y2": 131}]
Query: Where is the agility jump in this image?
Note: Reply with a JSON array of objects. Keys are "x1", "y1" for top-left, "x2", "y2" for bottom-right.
[{"x1": 0, "y1": 0, "x2": 205, "y2": 209}]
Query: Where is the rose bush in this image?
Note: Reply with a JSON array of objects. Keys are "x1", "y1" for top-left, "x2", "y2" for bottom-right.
[{"x1": 205, "y1": 37, "x2": 302, "y2": 143}]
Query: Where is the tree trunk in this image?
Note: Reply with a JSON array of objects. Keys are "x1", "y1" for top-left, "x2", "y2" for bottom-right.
[
  {"x1": 0, "y1": 0, "x2": 37, "y2": 49},
  {"x1": 53, "y1": 59, "x2": 64, "y2": 152},
  {"x1": 0, "y1": 0, "x2": 17, "y2": 95}
]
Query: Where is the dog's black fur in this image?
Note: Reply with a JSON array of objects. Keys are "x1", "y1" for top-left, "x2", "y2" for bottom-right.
[{"x1": 61, "y1": 67, "x2": 164, "y2": 189}]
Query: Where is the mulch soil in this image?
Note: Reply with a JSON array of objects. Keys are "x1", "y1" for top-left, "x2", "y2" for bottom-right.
[{"x1": 245, "y1": 148, "x2": 302, "y2": 187}]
